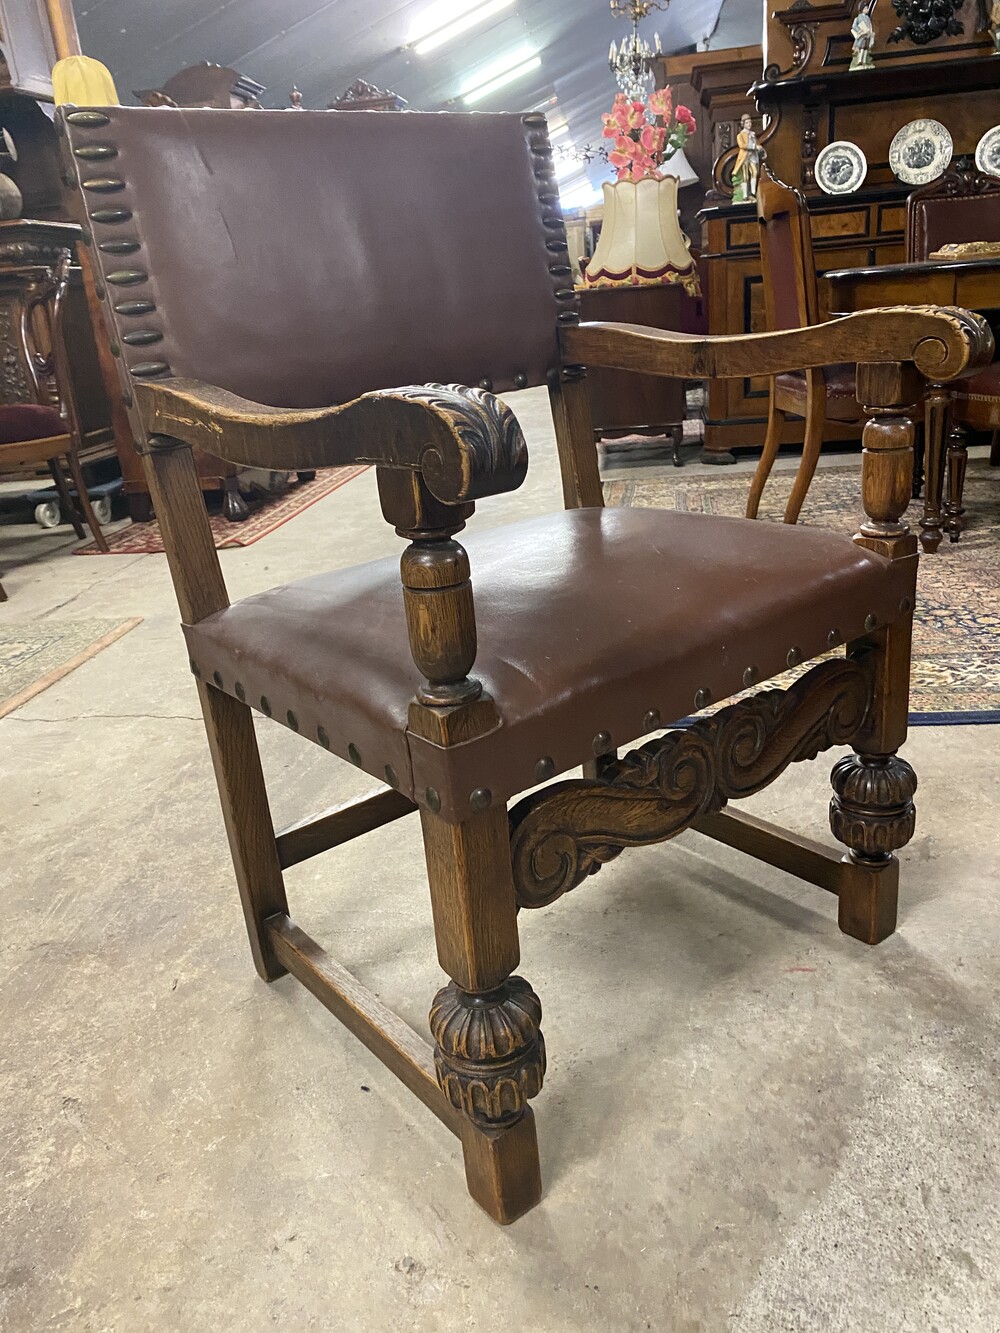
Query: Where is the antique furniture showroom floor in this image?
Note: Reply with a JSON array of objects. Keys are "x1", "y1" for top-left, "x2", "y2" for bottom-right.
[{"x1": 4, "y1": 395, "x2": 1000, "y2": 1331}]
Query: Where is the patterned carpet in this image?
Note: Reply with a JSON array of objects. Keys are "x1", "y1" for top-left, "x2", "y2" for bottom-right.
[
  {"x1": 0, "y1": 618, "x2": 141, "y2": 718},
  {"x1": 75, "y1": 465, "x2": 367, "y2": 554},
  {"x1": 604, "y1": 458, "x2": 1000, "y2": 723}
]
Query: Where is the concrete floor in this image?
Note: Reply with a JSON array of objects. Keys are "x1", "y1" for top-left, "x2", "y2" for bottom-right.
[{"x1": 2, "y1": 390, "x2": 999, "y2": 1332}]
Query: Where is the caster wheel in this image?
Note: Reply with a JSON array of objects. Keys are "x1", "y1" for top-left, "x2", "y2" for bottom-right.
[
  {"x1": 35, "y1": 500, "x2": 61, "y2": 529},
  {"x1": 92, "y1": 497, "x2": 112, "y2": 525}
]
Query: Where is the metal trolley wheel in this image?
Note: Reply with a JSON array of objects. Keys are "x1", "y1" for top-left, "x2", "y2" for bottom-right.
[{"x1": 92, "y1": 496, "x2": 112, "y2": 525}]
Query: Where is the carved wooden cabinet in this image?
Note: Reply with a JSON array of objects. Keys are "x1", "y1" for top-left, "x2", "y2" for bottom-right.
[{"x1": 696, "y1": 0, "x2": 999, "y2": 460}]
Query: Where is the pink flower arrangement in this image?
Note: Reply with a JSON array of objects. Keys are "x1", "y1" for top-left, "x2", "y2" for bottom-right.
[{"x1": 601, "y1": 88, "x2": 696, "y2": 182}]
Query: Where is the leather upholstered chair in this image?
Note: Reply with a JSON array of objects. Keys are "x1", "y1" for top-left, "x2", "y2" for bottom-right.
[
  {"x1": 906, "y1": 168, "x2": 1000, "y2": 541},
  {"x1": 61, "y1": 105, "x2": 991, "y2": 1223},
  {"x1": 0, "y1": 252, "x2": 108, "y2": 600},
  {"x1": 746, "y1": 168, "x2": 866, "y2": 524}
]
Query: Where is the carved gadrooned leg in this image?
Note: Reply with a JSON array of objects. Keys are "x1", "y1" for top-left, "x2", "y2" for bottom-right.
[
  {"x1": 430, "y1": 977, "x2": 545, "y2": 1128},
  {"x1": 830, "y1": 752, "x2": 917, "y2": 945}
]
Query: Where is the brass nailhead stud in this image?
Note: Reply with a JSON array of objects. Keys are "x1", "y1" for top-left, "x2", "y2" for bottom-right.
[
  {"x1": 212, "y1": 670, "x2": 223, "y2": 689},
  {"x1": 109, "y1": 341, "x2": 120, "y2": 357},
  {"x1": 899, "y1": 596, "x2": 913, "y2": 614},
  {"x1": 535, "y1": 757, "x2": 555, "y2": 782},
  {"x1": 554, "y1": 288, "x2": 576, "y2": 301},
  {"x1": 348, "y1": 743, "x2": 363, "y2": 766},
  {"x1": 742, "y1": 666, "x2": 759, "y2": 688},
  {"x1": 592, "y1": 730, "x2": 613, "y2": 756},
  {"x1": 786, "y1": 647, "x2": 802, "y2": 668},
  {"x1": 122, "y1": 389, "x2": 133, "y2": 407},
  {"x1": 189, "y1": 659, "x2": 200, "y2": 678},
  {"x1": 521, "y1": 112, "x2": 546, "y2": 127},
  {"x1": 106, "y1": 269, "x2": 147, "y2": 286},
  {"x1": 114, "y1": 299, "x2": 155, "y2": 316},
  {"x1": 548, "y1": 263, "x2": 572, "y2": 276},
  {"x1": 122, "y1": 330, "x2": 163, "y2": 346},
  {"x1": 235, "y1": 682, "x2": 245, "y2": 703},
  {"x1": 545, "y1": 239, "x2": 568, "y2": 252},
  {"x1": 129, "y1": 361, "x2": 170, "y2": 377},
  {"x1": 95, "y1": 284, "x2": 106, "y2": 300},
  {"x1": 426, "y1": 787, "x2": 442, "y2": 813},
  {"x1": 91, "y1": 208, "x2": 132, "y2": 225},
  {"x1": 286, "y1": 709, "x2": 299, "y2": 731},
  {"x1": 827, "y1": 629, "x2": 841, "y2": 649},
  {"x1": 694, "y1": 687, "x2": 711, "y2": 710},
  {"x1": 384, "y1": 764, "x2": 399, "y2": 788},
  {"x1": 864, "y1": 613, "x2": 878, "y2": 632},
  {"x1": 478, "y1": 377, "x2": 493, "y2": 391},
  {"x1": 643, "y1": 710, "x2": 661, "y2": 731},
  {"x1": 260, "y1": 695, "x2": 272, "y2": 716},
  {"x1": 469, "y1": 788, "x2": 492, "y2": 812},
  {"x1": 81, "y1": 176, "x2": 126, "y2": 193},
  {"x1": 98, "y1": 239, "x2": 140, "y2": 255},
  {"x1": 513, "y1": 372, "x2": 528, "y2": 389},
  {"x1": 65, "y1": 110, "x2": 111, "y2": 126},
  {"x1": 73, "y1": 143, "x2": 118, "y2": 160},
  {"x1": 317, "y1": 726, "x2": 330, "y2": 748}
]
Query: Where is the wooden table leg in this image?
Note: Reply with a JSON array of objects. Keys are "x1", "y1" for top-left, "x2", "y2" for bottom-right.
[
  {"x1": 919, "y1": 384, "x2": 947, "y2": 554},
  {"x1": 944, "y1": 422, "x2": 968, "y2": 542}
]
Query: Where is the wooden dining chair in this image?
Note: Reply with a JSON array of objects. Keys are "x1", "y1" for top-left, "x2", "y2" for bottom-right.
[
  {"x1": 61, "y1": 104, "x2": 990, "y2": 1223},
  {"x1": 746, "y1": 168, "x2": 867, "y2": 524},
  {"x1": 906, "y1": 167, "x2": 1000, "y2": 541},
  {"x1": 0, "y1": 251, "x2": 108, "y2": 601}
]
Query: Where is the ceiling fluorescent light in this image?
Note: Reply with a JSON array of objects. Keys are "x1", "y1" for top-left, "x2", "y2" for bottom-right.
[
  {"x1": 461, "y1": 45, "x2": 540, "y2": 104},
  {"x1": 414, "y1": 0, "x2": 515, "y2": 55},
  {"x1": 554, "y1": 154, "x2": 582, "y2": 180},
  {"x1": 463, "y1": 56, "x2": 540, "y2": 104}
]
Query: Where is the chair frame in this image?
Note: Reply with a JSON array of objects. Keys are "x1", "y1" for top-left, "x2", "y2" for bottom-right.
[
  {"x1": 0, "y1": 250, "x2": 109, "y2": 600},
  {"x1": 746, "y1": 169, "x2": 865, "y2": 525},
  {"x1": 127, "y1": 303, "x2": 989, "y2": 1223}
]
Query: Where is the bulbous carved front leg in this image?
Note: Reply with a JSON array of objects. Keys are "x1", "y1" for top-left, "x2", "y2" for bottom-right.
[
  {"x1": 430, "y1": 976, "x2": 545, "y2": 1128},
  {"x1": 829, "y1": 751, "x2": 917, "y2": 944}
]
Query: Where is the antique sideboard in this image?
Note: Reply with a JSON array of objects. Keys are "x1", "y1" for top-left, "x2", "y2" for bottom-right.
[{"x1": 696, "y1": 0, "x2": 999, "y2": 460}]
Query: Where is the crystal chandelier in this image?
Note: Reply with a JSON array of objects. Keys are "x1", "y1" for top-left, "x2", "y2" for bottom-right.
[{"x1": 608, "y1": 0, "x2": 668, "y2": 102}]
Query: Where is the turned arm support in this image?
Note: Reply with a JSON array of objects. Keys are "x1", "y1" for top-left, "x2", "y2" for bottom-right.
[
  {"x1": 133, "y1": 378, "x2": 529, "y2": 508},
  {"x1": 135, "y1": 377, "x2": 528, "y2": 723},
  {"x1": 562, "y1": 305, "x2": 993, "y2": 385}
]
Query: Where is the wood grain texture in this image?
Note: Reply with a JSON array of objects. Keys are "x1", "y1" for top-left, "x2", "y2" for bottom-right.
[
  {"x1": 266, "y1": 915, "x2": 463, "y2": 1136},
  {"x1": 562, "y1": 305, "x2": 991, "y2": 384},
  {"x1": 275, "y1": 789, "x2": 417, "y2": 870},
  {"x1": 198, "y1": 682, "x2": 288, "y2": 981},
  {"x1": 135, "y1": 380, "x2": 528, "y2": 507},
  {"x1": 692, "y1": 807, "x2": 847, "y2": 895},
  {"x1": 509, "y1": 657, "x2": 872, "y2": 910}
]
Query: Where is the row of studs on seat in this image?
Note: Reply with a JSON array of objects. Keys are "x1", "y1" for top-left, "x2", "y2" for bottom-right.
[{"x1": 188, "y1": 599, "x2": 909, "y2": 816}]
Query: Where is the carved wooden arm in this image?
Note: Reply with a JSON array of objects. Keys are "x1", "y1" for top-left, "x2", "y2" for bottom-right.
[
  {"x1": 562, "y1": 305, "x2": 993, "y2": 384},
  {"x1": 134, "y1": 378, "x2": 529, "y2": 507}
]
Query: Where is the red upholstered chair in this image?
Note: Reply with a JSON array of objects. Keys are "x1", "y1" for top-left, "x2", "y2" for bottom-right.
[
  {"x1": 0, "y1": 254, "x2": 109, "y2": 600},
  {"x1": 906, "y1": 168, "x2": 1000, "y2": 540},
  {"x1": 746, "y1": 169, "x2": 866, "y2": 524},
  {"x1": 62, "y1": 105, "x2": 990, "y2": 1223}
]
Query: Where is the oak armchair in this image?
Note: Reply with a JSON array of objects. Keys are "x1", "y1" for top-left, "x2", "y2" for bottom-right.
[{"x1": 61, "y1": 105, "x2": 991, "y2": 1224}]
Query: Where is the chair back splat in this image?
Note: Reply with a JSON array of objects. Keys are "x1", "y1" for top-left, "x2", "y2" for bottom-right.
[{"x1": 59, "y1": 108, "x2": 574, "y2": 417}]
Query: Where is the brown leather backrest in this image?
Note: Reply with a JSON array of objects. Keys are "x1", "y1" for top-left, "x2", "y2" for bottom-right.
[
  {"x1": 756, "y1": 168, "x2": 819, "y2": 332},
  {"x1": 906, "y1": 170, "x2": 1000, "y2": 262},
  {"x1": 61, "y1": 107, "x2": 573, "y2": 411}
]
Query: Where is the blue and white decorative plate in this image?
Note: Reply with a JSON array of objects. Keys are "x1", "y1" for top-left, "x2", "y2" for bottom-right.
[
  {"x1": 815, "y1": 140, "x2": 867, "y2": 195},
  {"x1": 889, "y1": 119, "x2": 953, "y2": 186},
  {"x1": 975, "y1": 126, "x2": 1000, "y2": 181}
]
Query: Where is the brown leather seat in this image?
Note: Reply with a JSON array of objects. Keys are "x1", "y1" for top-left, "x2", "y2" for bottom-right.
[
  {"x1": 185, "y1": 506, "x2": 915, "y2": 822},
  {"x1": 775, "y1": 364, "x2": 860, "y2": 420}
]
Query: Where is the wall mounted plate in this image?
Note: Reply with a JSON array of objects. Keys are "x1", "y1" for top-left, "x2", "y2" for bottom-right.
[
  {"x1": 975, "y1": 126, "x2": 1000, "y2": 181},
  {"x1": 889, "y1": 119, "x2": 953, "y2": 186},
  {"x1": 815, "y1": 141, "x2": 868, "y2": 195}
]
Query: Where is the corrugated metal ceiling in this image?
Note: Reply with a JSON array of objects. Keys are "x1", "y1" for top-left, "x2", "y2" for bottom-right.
[{"x1": 75, "y1": 0, "x2": 760, "y2": 191}]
